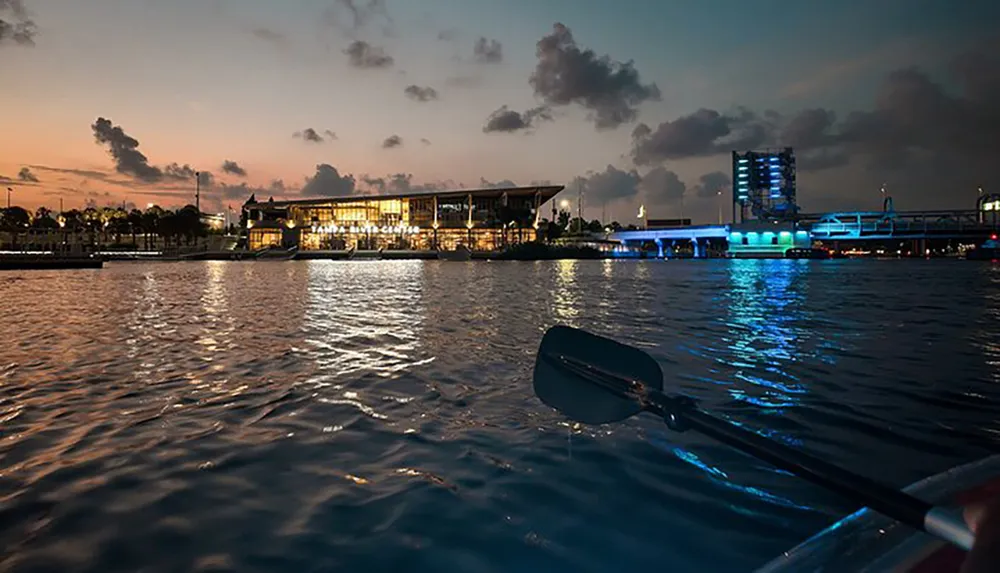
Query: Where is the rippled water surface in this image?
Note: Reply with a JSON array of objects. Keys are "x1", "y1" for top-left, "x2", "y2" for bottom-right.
[{"x1": 2, "y1": 260, "x2": 999, "y2": 572}]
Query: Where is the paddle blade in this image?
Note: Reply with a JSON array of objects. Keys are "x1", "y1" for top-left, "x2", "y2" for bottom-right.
[{"x1": 533, "y1": 325, "x2": 664, "y2": 424}]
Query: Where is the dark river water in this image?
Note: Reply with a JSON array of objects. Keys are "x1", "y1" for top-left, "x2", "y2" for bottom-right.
[{"x1": 1, "y1": 260, "x2": 999, "y2": 572}]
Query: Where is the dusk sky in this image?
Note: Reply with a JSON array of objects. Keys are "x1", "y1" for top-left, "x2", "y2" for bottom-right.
[{"x1": 2, "y1": 0, "x2": 998, "y2": 223}]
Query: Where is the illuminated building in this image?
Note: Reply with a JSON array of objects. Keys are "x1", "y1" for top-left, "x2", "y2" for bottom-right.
[
  {"x1": 243, "y1": 185, "x2": 565, "y2": 252},
  {"x1": 732, "y1": 148, "x2": 798, "y2": 223},
  {"x1": 977, "y1": 192, "x2": 1000, "y2": 226}
]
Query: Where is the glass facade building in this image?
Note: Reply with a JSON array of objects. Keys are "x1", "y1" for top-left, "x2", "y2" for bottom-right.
[{"x1": 244, "y1": 185, "x2": 564, "y2": 252}]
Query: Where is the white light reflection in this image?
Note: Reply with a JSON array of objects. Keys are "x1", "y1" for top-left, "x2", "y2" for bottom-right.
[
  {"x1": 552, "y1": 259, "x2": 580, "y2": 324},
  {"x1": 981, "y1": 266, "x2": 1000, "y2": 383},
  {"x1": 303, "y1": 261, "x2": 431, "y2": 424}
]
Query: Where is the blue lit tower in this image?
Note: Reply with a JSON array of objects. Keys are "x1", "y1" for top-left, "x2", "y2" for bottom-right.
[{"x1": 732, "y1": 148, "x2": 798, "y2": 223}]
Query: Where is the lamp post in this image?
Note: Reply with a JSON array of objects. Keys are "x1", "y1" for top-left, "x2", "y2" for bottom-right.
[
  {"x1": 6, "y1": 187, "x2": 11, "y2": 209},
  {"x1": 717, "y1": 189, "x2": 723, "y2": 225},
  {"x1": 195, "y1": 171, "x2": 201, "y2": 213}
]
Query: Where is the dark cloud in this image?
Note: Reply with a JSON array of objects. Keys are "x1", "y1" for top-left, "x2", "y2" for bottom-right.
[
  {"x1": 420, "y1": 138, "x2": 431, "y2": 145},
  {"x1": 404, "y1": 85, "x2": 438, "y2": 102},
  {"x1": 91, "y1": 117, "x2": 163, "y2": 182},
  {"x1": 640, "y1": 167, "x2": 686, "y2": 204},
  {"x1": 530, "y1": 23, "x2": 660, "y2": 130},
  {"x1": 0, "y1": 0, "x2": 37, "y2": 47},
  {"x1": 473, "y1": 37, "x2": 502, "y2": 64},
  {"x1": 251, "y1": 27, "x2": 286, "y2": 45},
  {"x1": 25, "y1": 164, "x2": 108, "y2": 179},
  {"x1": 325, "y1": 0, "x2": 390, "y2": 32},
  {"x1": 163, "y1": 163, "x2": 195, "y2": 180},
  {"x1": 294, "y1": 128, "x2": 335, "y2": 143},
  {"x1": 571, "y1": 165, "x2": 641, "y2": 204},
  {"x1": 631, "y1": 39, "x2": 1000, "y2": 209},
  {"x1": 17, "y1": 167, "x2": 38, "y2": 182},
  {"x1": 162, "y1": 163, "x2": 214, "y2": 189},
  {"x1": 479, "y1": 177, "x2": 518, "y2": 189},
  {"x1": 221, "y1": 160, "x2": 247, "y2": 177},
  {"x1": 218, "y1": 180, "x2": 285, "y2": 203},
  {"x1": 437, "y1": 28, "x2": 458, "y2": 42},
  {"x1": 382, "y1": 134, "x2": 403, "y2": 149},
  {"x1": 301, "y1": 164, "x2": 356, "y2": 196},
  {"x1": 630, "y1": 108, "x2": 777, "y2": 165},
  {"x1": 361, "y1": 173, "x2": 449, "y2": 195},
  {"x1": 690, "y1": 171, "x2": 732, "y2": 199},
  {"x1": 344, "y1": 40, "x2": 393, "y2": 69},
  {"x1": 482, "y1": 105, "x2": 553, "y2": 134}
]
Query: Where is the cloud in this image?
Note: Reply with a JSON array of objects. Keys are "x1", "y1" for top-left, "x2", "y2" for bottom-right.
[
  {"x1": 293, "y1": 128, "x2": 335, "y2": 143},
  {"x1": 91, "y1": 117, "x2": 164, "y2": 182},
  {"x1": 251, "y1": 27, "x2": 286, "y2": 45},
  {"x1": 25, "y1": 164, "x2": 107, "y2": 180},
  {"x1": 530, "y1": 23, "x2": 660, "y2": 130},
  {"x1": 639, "y1": 167, "x2": 686, "y2": 204},
  {"x1": 344, "y1": 40, "x2": 393, "y2": 69},
  {"x1": 360, "y1": 173, "x2": 451, "y2": 195},
  {"x1": 630, "y1": 108, "x2": 780, "y2": 165},
  {"x1": 690, "y1": 171, "x2": 732, "y2": 198},
  {"x1": 325, "y1": 0, "x2": 391, "y2": 33},
  {"x1": 627, "y1": 38, "x2": 1000, "y2": 210},
  {"x1": 473, "y1": 37, "x2": 502, "y2": 64},
  {"x1": 479, "y1": 177, "x2": 518, "y2": 189},
  {"x1": 221, "y1": 160, "x2": 247, "y2": 177},
  {"x1": 482, "y1": 105, "x2": 553, "y2": 133},
  {"x1": 163, "y1": 163, "x2": 195, "y2": 180},
  {"x1": 17, "y1": 167, "x2": 38, "y2": 182},
  {"x1": 420, "y1": 138, "x2": 431, "y2": 145},
  {"x1": 301, "y1": 164, "x2": 356, "y2": 196},
  {"x1": 382, "y1": 134, "x2": 403, "y2": 148},
  {"x1": 0, "y1": 0, "x2": 37, "y2": 47},
  {"x1": 404, "y1": 85, "x2": 438, "y2": 102},
  {"x1": 217, "y1": 180, "x2": 286, "y2": 203},
  {"x1": 437, "y1": 28, "x2": 458, "y2": 41},
  {"x1": 570, "y1": 165, "x2": 641, "y2": 205}
]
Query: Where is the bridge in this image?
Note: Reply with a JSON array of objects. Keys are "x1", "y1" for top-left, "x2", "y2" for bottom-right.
[
  {"x1": 605, "y1": 208, "x2": 998, "y2": 257},
  {"x1": 609, "y1": 225, "x2": 729, "y2": 257},
  {"x1": 800, "y1": 209, "x2": 997, "y2": 241}
]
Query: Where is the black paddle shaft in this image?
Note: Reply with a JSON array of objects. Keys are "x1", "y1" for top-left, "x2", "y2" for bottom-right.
[{"x1": 643, "y1": 391, "x2": 934, "y2": 532}]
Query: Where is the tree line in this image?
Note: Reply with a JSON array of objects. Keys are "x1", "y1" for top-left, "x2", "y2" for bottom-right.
[{"x1": 0, "y1": 204, "x2": 220, "y2": 248}]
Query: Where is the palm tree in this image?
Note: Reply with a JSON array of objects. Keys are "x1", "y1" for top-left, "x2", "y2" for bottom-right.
[
  {"x1": 141, "y1": 206, "x2": 164, "y2": 249},
  {"x1": 127, "y1": 209, "x2": 143, "y2": 248}
]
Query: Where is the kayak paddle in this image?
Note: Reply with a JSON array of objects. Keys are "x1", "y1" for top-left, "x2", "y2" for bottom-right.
[{"x1": 532, "y1": 325, "x2": 975, "y2": 552}]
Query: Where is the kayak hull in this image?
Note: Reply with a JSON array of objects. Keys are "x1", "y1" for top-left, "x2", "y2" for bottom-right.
[{"x1": 756, "y1": 454, "x2": 1000, "y2": 572}]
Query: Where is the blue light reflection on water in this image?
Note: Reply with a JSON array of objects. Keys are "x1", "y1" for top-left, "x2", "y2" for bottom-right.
[
  {"x1": 722, "y1": 260, "x2": 811, "y2": 413},
  {"x1": 1, "y1": 260, "x2": 999, "y2": 572}
]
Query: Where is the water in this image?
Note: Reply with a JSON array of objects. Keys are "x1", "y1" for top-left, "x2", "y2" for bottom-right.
[{"x1": 1, "y1": 260, "x2": 998, "y2": 572}]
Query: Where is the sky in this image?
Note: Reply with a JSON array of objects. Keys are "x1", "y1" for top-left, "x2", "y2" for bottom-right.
[{"x1": 1, "y1": 0, "x2": 998, "y2": 224}]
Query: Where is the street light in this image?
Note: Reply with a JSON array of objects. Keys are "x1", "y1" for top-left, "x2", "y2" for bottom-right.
[
  {"x1": 559, "y1": 199, "x2": 570, "y2": 210},
  {"x1": 717, "y1": 189, "x2": 723, "y2": 225},
  {"x1": 6, "y1": 187, "x2": 11, "y2": 209}
]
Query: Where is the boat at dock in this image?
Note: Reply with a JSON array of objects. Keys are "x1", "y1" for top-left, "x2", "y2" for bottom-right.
[
  {"x1": 784, "y1": 247, "x2": 831, "y2": 260},
  {"x1": 964, "y1": 235, "x2": 1000, "y2": 261},
  {"x1": 438, "y1": 244, "x2": 472, "y2": 261}
]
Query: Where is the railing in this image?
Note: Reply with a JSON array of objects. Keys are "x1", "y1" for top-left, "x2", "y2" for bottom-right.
[{"x1": 803, "y1": 209, "x2": 996, "y2": 239}]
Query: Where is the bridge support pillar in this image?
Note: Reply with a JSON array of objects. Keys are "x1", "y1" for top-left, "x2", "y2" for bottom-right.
[
  {"x1": 692, "y1": 238, "x2": 703, "y2": 259},
  {"x1": 655, "y1": 239, "x2": 664, "y2": 259}
]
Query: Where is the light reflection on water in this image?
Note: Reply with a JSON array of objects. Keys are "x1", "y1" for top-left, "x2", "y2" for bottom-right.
[
  {"x1": 0, "y1": 260, "x2": 998, "y2": 572},
  {"x1": 724, "y1": 260, "x2": 809, "y2": 410}
]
